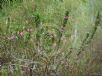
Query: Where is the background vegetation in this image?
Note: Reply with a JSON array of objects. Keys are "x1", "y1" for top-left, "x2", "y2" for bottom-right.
[{"x1": 0, "y1": 0, "x2": 102, "y2": 76}]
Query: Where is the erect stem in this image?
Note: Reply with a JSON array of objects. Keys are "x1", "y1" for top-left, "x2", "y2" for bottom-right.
[
  {"x1": 77, "y1": 12, "x2": 101, "y2": 56},
  {"x1": 57, "y1": 11, "x2": 69, "y2": 50}
]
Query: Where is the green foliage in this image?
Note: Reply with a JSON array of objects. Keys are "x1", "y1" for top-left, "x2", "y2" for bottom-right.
[{"x1": 0, "y1": 0, "x2": 102, "y2": 76}]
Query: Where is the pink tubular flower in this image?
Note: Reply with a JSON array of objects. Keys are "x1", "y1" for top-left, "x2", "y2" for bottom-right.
[
  {"x1": 64, "y1": 16, "x2": 68, "y2": 19},
  {"x1": 27, "y1": 28, "x2": 33, "y2": 33},
  {"x1": 18, "y1": 31, "x2": 24, "y2": 37}
]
